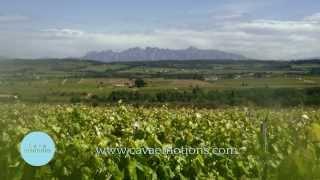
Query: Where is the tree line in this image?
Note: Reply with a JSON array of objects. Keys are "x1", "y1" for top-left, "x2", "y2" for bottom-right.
[{"x1": 71, "y1": 87, "x2": 320, "y2": 107}]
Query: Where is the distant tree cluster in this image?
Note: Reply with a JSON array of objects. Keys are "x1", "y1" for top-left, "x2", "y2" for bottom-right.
[
  {"x1": 134, "y1": 78, "x2": 146, "y2": 88},
  {"x1": 71, "y1": 87, "x2": 320, "y2": 107}
]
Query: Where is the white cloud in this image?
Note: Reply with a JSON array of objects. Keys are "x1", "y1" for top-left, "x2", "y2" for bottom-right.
[
  {"x1": 41, "y1": 29, "x2": 85, "y2": 38},
  {"x1": 218, "y1": 13, "x2": 246, "y2": 20},
  {"x1": 236, "y1": 20, "x2": 320, "y2": 33},
  {"x1": 304, "y1": 13, "x2": 320, "y2": 22}
]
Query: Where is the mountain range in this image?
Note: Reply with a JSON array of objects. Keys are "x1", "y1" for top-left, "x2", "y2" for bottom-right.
[{"x1": 83, "y1": 47, "x2": 247, "y2": 62}]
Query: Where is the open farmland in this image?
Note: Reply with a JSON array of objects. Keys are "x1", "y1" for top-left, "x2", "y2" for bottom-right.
[
  {"x1": 0, "y1": 59, "x2": 320, "y2": 105},
  {"x1": 1, "y1": 59, "x2": 320, "y2": 179}
]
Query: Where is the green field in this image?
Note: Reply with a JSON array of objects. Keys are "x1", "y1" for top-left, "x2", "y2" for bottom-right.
[
  {"x1": 0, "y1": 59, "x2": 320, "y2": 104},
  {"x1": 1, "y1": 59, "x2": 320, "y2": 179},
  {"x1": 1, "y1": 104, "x2": 320, "y2": 179}
]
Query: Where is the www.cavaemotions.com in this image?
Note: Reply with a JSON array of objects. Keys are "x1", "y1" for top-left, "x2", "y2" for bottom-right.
[{"x1": 96, "y1": 147, "x2": 240, "y2": 156}]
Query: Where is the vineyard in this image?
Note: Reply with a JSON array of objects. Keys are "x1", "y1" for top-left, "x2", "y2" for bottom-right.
[{"x1": 1, "y1": 104, "x2": 320, "y2": 179}]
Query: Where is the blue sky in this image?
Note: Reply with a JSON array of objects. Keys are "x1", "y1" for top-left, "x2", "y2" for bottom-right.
[{"x1": 1, "y1": 0, "x2": 320, "y2": 59}]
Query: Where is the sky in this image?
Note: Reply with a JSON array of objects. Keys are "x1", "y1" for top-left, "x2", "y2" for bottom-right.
[{"x1": 0, "y1": 0, "x2": 320, "y2": 59}]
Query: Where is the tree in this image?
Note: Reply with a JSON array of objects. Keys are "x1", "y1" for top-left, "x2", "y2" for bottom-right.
[{"x1": 134, "y1": 78, "x2": 146, "y2": 88}]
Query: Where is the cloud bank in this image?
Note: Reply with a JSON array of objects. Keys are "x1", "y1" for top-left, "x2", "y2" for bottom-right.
[{"x1": 1, "y1": 13, "x2": 320, "y2": 60}]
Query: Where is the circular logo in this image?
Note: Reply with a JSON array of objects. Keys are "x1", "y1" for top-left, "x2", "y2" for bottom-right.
[{"x1": 20, "y1": 131, "x2": 56, "y2": 166}]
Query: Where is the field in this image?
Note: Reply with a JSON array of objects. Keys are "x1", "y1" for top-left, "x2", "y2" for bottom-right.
[
  {"x1": 1, "y1": 104, "x2": 320, "y2": 179},
  {"x1": 1, "y1": 59, "x2": 320, "y2": 179},
  {"x1": 0, "y1": 59, "x2": 320, "y2": 104}
]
